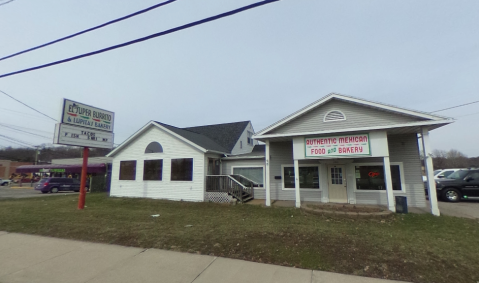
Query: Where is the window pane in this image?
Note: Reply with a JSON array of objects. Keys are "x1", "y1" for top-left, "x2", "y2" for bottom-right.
[
  {"x1": 233, "y1": 167, "x2": 263, "y2": 185},
  {"x1": 355, "y1": 165, "x2": 401, "y2": 190},
  {"x1": 120, "y1": 161, "x2": 136, "y2": 180},
  {"x1": 283, "y1": 166, "x2": 319, "y2": 189},
  {"x1": 145, "y1": 142, "x2": 163, "y2": 153},
  {"x1": 171, "y1": 158, "x2": 193, "y2": 181},
  {"x1": 143, "y1": 160, "x2": 163, "y2": 181}
]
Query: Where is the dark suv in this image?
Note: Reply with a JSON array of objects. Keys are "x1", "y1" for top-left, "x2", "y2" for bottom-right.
[
  {"x1": 35, "y1": 178, "x2": 89, "y2": 194},
  {"x1": 435, "y1": 169, "x2": 479, "y2": 202}
]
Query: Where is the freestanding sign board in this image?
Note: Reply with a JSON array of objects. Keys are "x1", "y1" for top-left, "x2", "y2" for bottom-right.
[
  {"x1": 54, "y1": 124, "x2": 114, "y2": 149},
  {"x1": 54, "y1": 98, "x2": 115, "y2": 210},
  {"x1": 61, "y1": 99, "x2": 114, "y2": 132}
]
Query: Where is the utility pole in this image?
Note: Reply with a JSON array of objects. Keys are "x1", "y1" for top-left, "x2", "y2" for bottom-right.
[{"x1": 34, "y1": 147, "x2": 39, "y2": 165}]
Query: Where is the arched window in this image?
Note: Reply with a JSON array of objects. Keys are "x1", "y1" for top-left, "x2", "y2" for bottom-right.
[
  {"x1": 323, "y1": 110, "x2": 346, "y2": 122},
  {"x1": 145, "y1": 142, "x2": 163, "y2": 153}
]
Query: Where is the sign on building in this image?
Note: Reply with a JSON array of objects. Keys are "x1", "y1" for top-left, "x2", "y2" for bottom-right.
[
  {"x1": 305, "y1": 134, "x2": 370, "y2": 157},
  {"x1": 61, "y1": 99, "x2": 114, "y2": 132}
]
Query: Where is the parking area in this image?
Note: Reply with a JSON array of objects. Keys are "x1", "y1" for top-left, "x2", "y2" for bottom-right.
[
  {"x1": 0, "y1": 186, "x2": 78, "y2": 199},
  {"x1": 438, "y1": 199, "x2": 479, "y2": 219}
]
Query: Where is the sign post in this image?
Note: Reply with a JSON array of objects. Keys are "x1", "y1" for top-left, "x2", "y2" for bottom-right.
[
  {"x1": 78, "y1": 147, "x2": 89, "y2": 209},
  {"x1": 54, "y1": 99, "x2": 114, "y2": 210}
]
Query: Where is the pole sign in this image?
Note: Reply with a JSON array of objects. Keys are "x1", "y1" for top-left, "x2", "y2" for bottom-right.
[
  {"x1": 305, "y1": 134, "x2": 371, "y2": 157},
  {"x1": 54, "y1": 123, "x2": 114, "y2": 149},
  {"x1": 61, "y1": 99, "x2": 114, "y2": 132}
]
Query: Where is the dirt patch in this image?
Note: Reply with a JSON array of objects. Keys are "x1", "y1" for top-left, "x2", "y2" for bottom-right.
[{"x1": 306, "y1": 204, "x2": 387, "y2": 213}]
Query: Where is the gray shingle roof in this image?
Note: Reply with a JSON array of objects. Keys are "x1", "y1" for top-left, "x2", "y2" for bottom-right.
[
  {"x1": 183, "y1": 121, "x2": 250, "y2": 153},
  {"x1": 154, "y1": 121, "x2": 250, "y2": 153}
]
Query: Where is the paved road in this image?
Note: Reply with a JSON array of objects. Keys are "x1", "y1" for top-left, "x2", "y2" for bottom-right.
[
  {"x1": 0, "y1": 232, "x2": 409, "y2": 283},
  {"x1": 0, "y1": 186, "x2": 78, "y2": 199},
  {"x1": 438, "y1": 199, "x2": 479, "y2": 219}
]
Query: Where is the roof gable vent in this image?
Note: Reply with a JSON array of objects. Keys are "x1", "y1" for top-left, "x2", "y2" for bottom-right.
[{"x1": 324, "y1": 110, "x2": 346, "y2": 122}]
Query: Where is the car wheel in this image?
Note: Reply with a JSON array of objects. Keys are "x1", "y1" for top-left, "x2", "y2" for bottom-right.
[
  {"x1": 1, "y1": 182, "x2": 6, "y2": 186},
  {"x1": 50, "y1": 187, "x2": 59, "y2": 193},
  {"x1": 442, "y1": 188, "x2": 461, "y2": 202}
]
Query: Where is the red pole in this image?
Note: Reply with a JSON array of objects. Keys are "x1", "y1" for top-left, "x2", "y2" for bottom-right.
[{"x1": 78, "y1": 147, "x2": 89, "y2": 210}]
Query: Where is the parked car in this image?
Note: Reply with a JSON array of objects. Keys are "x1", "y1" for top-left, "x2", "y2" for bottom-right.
[
  {"x1": 34, "y1": 178, "x2": 89, "y2": 194},
  {"x1": 422, "y1": 168, "x2": 464, "y2": 182},
  {"x1": 435, "y1": 169, "x2": 479, "y2": 202},
  {"x1": 0, "y1": 178, "x2": 12, "y2": 186}
]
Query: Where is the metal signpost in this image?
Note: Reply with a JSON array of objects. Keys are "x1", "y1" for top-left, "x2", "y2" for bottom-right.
[{"x1": 54, "y1": 99, "x2": 114, "y2": 210}]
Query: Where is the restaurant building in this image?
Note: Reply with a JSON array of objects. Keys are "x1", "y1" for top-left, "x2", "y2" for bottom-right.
[{"x1": 107, "y1": 93, "x2": 452, "y2": 215}]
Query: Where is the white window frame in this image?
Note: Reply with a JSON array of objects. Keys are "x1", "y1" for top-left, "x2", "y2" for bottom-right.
[
  {"x1": 281, "y1": 164, "x2": 321, "y2": 191},
  {"x1": 323, "y1": 110, "x2": 346, "y2": 122},
  {"x1": 231, "y1": 165, "x2": 265, "y2": 189},
  {"x1": 353, "y1": 162, "x2": 406, "y2": 193}
]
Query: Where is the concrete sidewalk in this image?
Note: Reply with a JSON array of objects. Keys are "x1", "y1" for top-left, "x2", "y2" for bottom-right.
[{"x1": 0, "y1": 232, "x2": 409, "y2": 283}]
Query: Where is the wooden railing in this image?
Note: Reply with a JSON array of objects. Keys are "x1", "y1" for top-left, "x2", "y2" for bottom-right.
[
  {"x1": 230, "y1": 174, "x2": 256, "y2": 198},
  {"x1": 206, "y1": 175, "x2": 253, "y2": 202}
]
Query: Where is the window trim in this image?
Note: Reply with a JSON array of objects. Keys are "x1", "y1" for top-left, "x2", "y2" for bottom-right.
[
  {"x1": 119, "y1": 160, "x2": 137, "y2": 181},
  {"x1": 143, "y1": 159, "x2": 163, "y2": 181},
  {"x1": 281, "y1": 164, "x2": 321, "y2": 191},
  {"x1": 323, "y1": 110, "x2": 346, "y2": 123},
  {"x1": 231, "y1": 165, "x2": 265, "y2": 189},
  {"x1": 170, "y1": 158, "x2": 194, "y2": 182},
  {"x1": 353, "y1": 162, "x2": 406, "y2": 193}
]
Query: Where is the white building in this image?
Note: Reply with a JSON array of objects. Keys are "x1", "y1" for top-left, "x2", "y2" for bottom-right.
[{"x1": 107, "y1": 93, "x2": 453, "y2": 215}]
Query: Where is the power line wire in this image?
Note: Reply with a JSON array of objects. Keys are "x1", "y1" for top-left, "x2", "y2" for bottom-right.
[
  {"x1": 0, "y1": 124, "x2": 52, "y2": 139},
  {"x1": 0, "y1": 0, "x2": 177, "y2": 62},
  {"x1": 0, "y1": 90, "x2": 58, "y2": 121},
  {"x1": 0, "y1": 134, "x2": 37, "y2": 147},
  {"x1": 0, "y1": 122, "x2": 54, "y2": 135},
  {"x1": 430, "y1": 100, "x2": 479, "y2": 113},
  {"x1": 0, "y1": 107, "x2": 57, "y2": 122},
  {"x1": 0, "y1": 135, "x2": 35, "y2": 148},
  {"x1": 0, "y1": 0, "x2": 279, "y2": 79},
  {"x1": 0, "y1": 0, "x2": 15, "y2": 7}
]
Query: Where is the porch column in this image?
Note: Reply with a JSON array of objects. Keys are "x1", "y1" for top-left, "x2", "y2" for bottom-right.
[
  {"x1": 383, "y1": 156, "x2": 396, "y2": 212},
  {"x1": 265, "y1": 140, "x2": 271, "y2": 206},
  {"x1": 421, "y1": 127, "x2": 440, "y2": 216},
  {"x1": 294, "y1": 159, "x2": 301, "y2": 208}
]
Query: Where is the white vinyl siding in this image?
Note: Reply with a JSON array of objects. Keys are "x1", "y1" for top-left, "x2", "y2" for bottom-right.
[
  {"x1": 269, "y1": 99, "x2": 426, "y2": 135},
  {"x1": 110, "y1": 126, "x2": 205, "y2": 202}
]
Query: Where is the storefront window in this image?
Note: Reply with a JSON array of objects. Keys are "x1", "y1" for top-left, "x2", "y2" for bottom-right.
[
  {"x1": 171, "y1": 158, "x2": 193, "y2": 181},
  {"x1": 355, "y1": 165, "x2": 401, "y2": 190},
  {"x1": 283, "y1": 166, "x2": 319, "y2": 189},
  {"x1": 119, "y1": 161, "x2": 136, "y2": 180},
  {"x1": 143, "y1": 160, "x2": 163, "y2": 181},
  {"x1": 233, "y1": 167, "x2": 263, "y2": 186}
]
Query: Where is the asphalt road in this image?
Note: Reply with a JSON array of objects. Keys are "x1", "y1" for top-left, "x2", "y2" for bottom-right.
[{"x1": 0, "y1": 186, "x2": 78, "y2": 199}]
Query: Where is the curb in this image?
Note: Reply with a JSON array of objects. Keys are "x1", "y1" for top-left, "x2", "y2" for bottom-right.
[
  {"x1": 302, "y1": 205, "x2": 393, "y2": 216},
  {"x1": 9, "y1": 186, "x2": 34, "y2": 190}
]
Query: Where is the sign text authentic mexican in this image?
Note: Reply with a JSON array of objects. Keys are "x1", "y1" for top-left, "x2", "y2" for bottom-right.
[
  {"x1": 61, "y1": 99, "x2": 114, "y2": 132},
  {"x1": 305, "y1": 134, "x2": 370, "y2": 157}
]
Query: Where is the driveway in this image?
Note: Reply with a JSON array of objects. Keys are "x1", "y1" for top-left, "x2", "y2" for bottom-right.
[
  {"x1": 0, "y1": 187, "x2": 78, "y2": 199},
  {"x1": 414, "y1": 199, "x2": 479, "y2": 219},
  {"x1": 438, "y1": 199, "x2": 479, "y2": 219}
]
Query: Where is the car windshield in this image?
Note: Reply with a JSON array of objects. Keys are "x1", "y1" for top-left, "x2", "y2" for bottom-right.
[
  {"x1": 447, "y1": 170, "x2": 469, "y2": 180},
  {"x1": 38, "y1": 178, "x2": 49, "y2": 183},
  {"x1": 433, "y1": 170, "x2": 442, "y2": 175}
]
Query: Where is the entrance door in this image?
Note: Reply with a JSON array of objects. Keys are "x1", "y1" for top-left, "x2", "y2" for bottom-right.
[
  {"x1": 328, "y1": 165, "x2": 348, "y2": 203},
  {"x1": 208, "y1": 159, "x2": 220, "y2": 175}
]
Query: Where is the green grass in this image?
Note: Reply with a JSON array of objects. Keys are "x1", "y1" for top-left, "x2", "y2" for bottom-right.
[{"x1": 0, "y1": 193, "x2": 478, "y2": 283}]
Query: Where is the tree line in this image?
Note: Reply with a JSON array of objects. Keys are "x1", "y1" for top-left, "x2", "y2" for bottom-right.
[
  {"x1": 0, "y1": 146, "x2": 112, "y2": 164},
  {"x1": 431, "y1": 149, "x2": 478, "y2": 169}
]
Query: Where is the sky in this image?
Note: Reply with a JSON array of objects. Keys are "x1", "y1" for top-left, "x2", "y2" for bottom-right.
[{"x1": 0, "y1": 0, "x2": 478, "y2": 156}]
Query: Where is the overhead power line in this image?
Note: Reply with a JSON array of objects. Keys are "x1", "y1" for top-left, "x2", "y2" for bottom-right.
[
  {"x1": 0, "y1": 0, "x2": 279, "y2": 79},
  {"x1": 0, "y1": 134, "x2": 36, "y2": 148},
  {"x1": 0, "y1": 0, "x2": 15, "y2": 7},
  {"x1": 430, "y1": 100, "x2": 479, "y2": 113},
  {"x1": 0, "y1": 123, "x2": 52, "y2": 139},
  {"x1": 0, "y1": 90, "x2": 58, "y2": 121},
  {"x1": 0, "y1": 0, "x2": 177, "y2": 62}
]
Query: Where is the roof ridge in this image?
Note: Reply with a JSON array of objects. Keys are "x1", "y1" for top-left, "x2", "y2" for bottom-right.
[{"x1": 183, "y1": 120, "x2": 250, "y2": 129}]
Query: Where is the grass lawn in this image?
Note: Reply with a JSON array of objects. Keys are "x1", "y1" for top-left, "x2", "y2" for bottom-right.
[{"x1": 0, "y1": 193, "x2": 478, "y2": 283}]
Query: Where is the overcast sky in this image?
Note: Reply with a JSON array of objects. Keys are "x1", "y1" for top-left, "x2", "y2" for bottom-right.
[{"x1": 0, "y1": 0, "x2": 478, "y2": 156}]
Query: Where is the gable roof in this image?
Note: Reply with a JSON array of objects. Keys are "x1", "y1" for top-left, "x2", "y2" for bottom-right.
[
  {"x1": 256, "y1": 93, "x2": 453, "y2": 136},
  {"x1": 108, "y1": 120, "x2": 251, "y2": 157},
  {"x1": 184, "y1": 121, "x2": 250, "y2": 153},
  {"x1": 154, "y1": 122, "x2": 229, "y2": 153}
]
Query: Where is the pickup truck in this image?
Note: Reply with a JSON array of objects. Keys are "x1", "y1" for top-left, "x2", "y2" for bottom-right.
[{"x1": 0, "y1": 178, "x2": 12, "y2": 186}]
